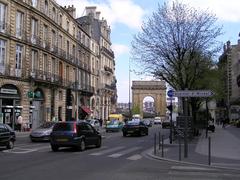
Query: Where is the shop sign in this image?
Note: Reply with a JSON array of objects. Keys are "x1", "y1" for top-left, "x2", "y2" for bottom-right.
[{"x1": 0, "y1": 88, "x2": 18, "y2": 94}]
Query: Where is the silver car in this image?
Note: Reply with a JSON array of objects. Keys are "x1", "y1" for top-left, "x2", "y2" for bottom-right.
[{"x1": 30, "y1": 122, "x2": 55, "y2": 142}]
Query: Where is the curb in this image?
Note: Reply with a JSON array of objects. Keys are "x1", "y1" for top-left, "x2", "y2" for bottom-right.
[{"x1": 146, "y1": 148, "x2": 240, "y2": 172}]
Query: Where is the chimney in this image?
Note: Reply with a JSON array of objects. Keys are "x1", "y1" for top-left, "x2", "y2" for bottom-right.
[
  {"x1": 96, "y1": 11, "x2": 101, "y2": 20},
  {"x1": 226, "y1": 40, "x2": 231, "y2": 49},
  {"x1": 85, "y1": 6, "x2": 96, "y2": 17},
  {"x1": 65, "y1": 5, "x2": 76, "y2": 19}
]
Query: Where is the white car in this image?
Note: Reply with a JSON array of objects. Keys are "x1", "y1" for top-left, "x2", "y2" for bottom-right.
[{"x1": 154, "y1": 117, "x2": 162, "y2": 124}]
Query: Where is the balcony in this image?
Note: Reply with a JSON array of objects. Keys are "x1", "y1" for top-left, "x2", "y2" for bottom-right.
[
  {"x1": 101, "y1": 47, "x2": 114, "y2": 58},
  {"x1": 104, "y1": 65, "x2": 113, "y2": 74},
  {"x1": 29, "y1": 35, "x2": 41, "y2": 46},
  {"x1": 0, "y1": 64, "x2": 28, "y2": 80}
]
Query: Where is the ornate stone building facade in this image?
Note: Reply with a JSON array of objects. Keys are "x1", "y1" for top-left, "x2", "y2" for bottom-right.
[
  {"x1": 77, "y1": 7, "x2": 117, "y2": 122},
  {"x1": 0, "y1": 0, "x2": 116, "y2": 129}
]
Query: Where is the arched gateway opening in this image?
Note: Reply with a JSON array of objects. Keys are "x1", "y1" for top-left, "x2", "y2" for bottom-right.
[{"x1": 132, "y1": 81, "x2": 166, "y2": 118}]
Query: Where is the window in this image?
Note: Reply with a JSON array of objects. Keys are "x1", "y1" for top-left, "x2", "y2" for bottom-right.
[
  {"x1": 43, "y1": 25, "x2": 48, "y2": 47},
  {"x1": 59, "y1": 14, "x2": 62, "y2": 26},
  {"x1": 59, "y1": 35, "x2": 62, "y2": 49},
  {"x1": 52, "y1": 7, "x2": 56, "y2": 21},
  {"x1": 31, "y1": 18, "x2": 38, "y2": 43},
  {"x1": 73, "y1": 26, "x2": 75, "y2": 37},
  {"x1": 15, "y1": 45, "x2": 23, "y2": 77},
  {"x1": 66, "y1": 21, "x2": 69, "y2": 32},
  {"x1": 72, "y1": 45, "x2": 75, "y2": 57},
  {"x1": 51, "y1": 57, "x2": 56, "y2": 74},
  {"x1": 31, "y1": 49, "x2": 38, "y2": 71},
  {"x1": 0, "y1": 39, "x2": 6, "y2": 72},
  {"x1": 52, "y1": 30, "x2": 56, "y2": 48},
  {"x1": 66, "y1": 65, "x2": 69, "y2": 80},
  {"x1": 66, "y1": 40, "x2": 70, "y2": 57},
  {"x1": 44, "y1": 0, "x2": 48, "y2": 15},
  {"x1": 15, "y1": 45, "x2": 23, "y2": 70},
  {"x1": 31, "y1": 0, "x2": 38, "y2": 8},
  {"x1": 59, "y1": 91, "x2": 62, "y2": 101},
  {"x1": 16, "y1": 11, "x2": 24, "y2": 38},
  {"x1": 0, "y1": 3, "x2": 6, "y2": 32},
  {"x1": 43, "y1": 54, "x2": 48, "y2": 72}
]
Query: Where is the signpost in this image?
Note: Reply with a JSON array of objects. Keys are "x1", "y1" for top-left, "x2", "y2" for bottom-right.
[
  {"x1": 167, "y1": 90, "x2": 174, "y2": 144},
  {"x1": 167, "y1": 89, "x2": 214, "y2": 158}
]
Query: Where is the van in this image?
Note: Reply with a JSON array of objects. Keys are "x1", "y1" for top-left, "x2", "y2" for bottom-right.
[{"x1": 154, "y1": 117, "x2": 161, "y2": 124}]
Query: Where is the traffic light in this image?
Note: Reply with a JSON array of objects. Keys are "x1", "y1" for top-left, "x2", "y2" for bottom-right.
[
  {"x1": 27, "y1": 91, "x2": 34, "y2": 98},
  {"x1": 167, "y1": 104, "x2": 173, "y2": 111}
]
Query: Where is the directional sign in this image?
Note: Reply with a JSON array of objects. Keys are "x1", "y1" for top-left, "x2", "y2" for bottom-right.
[{"x1": 173, "y1": 90, "x2": 214, "y2": 97}]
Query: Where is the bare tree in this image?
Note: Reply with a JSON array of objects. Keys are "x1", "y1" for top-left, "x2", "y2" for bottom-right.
[{"x1": 131, "y1": 1, "x2": 223, "y2": 90}]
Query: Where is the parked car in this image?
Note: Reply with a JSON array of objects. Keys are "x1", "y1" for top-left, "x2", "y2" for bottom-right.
[
  {"x1": 106, "y1": 120, "x2": 124, "y2": 132},
  {"x1": 143, "y1": 119, "x2": 153, "y2": 127},
  {"x1": 30, "y1": 121, "x2": 56, "y2": 142},
  {"x1": 154, "y1": 117, "x2": 162, "y2": 124},
  {"x1": 86, "y1": 119, "x2": 100, "y2": 131},
  {"x1": 50, "y1": 121, "x2": 102, "y2": 152},
  {"x1": 122, "y1": 119, "x2": 148, "y2": 137},
  {"x1": 0, "y1": 123, "x2": 16, "y2": 149}
]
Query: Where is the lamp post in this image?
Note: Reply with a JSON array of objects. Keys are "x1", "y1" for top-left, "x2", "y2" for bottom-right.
[{"x1": 129, "y1": 59, "x2": 131, "y2": 119}]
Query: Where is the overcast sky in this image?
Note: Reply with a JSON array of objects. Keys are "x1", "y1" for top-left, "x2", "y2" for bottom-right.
[{"x1": 56, "y1": 0, "x2": 240, "y2": 103}]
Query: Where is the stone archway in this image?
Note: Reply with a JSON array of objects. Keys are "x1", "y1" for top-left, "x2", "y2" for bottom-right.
[{"x1": 132, "y1": 81, "x2": 166, "y2": 117}]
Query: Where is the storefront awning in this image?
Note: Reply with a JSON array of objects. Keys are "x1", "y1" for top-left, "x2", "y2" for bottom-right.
[{"x1": 81, "y1": 106, "x2": 92, "y2": 114}]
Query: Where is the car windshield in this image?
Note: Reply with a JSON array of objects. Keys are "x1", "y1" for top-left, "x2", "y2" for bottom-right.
[
  {"x1": 53, "y1": 123, "x2": 73, "y2": 131},
  {"x1": 127, "y1": 119, "x2": 140, "y2": 125},
  {"x1": 39, "y1": 122, "x2": 55, "y2": 128},
  {"x1": 108, "y1": 120, "x2": 119, "y2": 125}
]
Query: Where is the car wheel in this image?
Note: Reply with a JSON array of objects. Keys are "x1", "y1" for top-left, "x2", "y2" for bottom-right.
[
  {"x1": 51, "y1": 145, "x2": 59, "y2": 152},
  {"x1": 106, "y1": 130, "x2": 109, "y2": 133},
  {"x1": 123, "y1": 132, "x2": 127, "y2": 137},
  {"x1": 6, "y1": 140, "x2": 14, "y2": 149},
  {"x1": 96, "y1": 138, "x2": 102, "y2": 148},
  {"x1": 146, "y1": 130, "x2": 149, "y2": 135},
  {"x1": 79, "y1": 140, "x2": 86, "y2": 151}
]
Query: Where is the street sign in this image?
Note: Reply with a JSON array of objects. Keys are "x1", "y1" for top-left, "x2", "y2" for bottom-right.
[
  {"x1": 167, "y1": 89, "x2": 174, "y2": 97},
  {"x1": 173, "y1": 90, "x2": 214, "y2": 97}
]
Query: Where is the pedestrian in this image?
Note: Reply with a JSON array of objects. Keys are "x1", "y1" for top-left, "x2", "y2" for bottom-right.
[
  {"x1": 99, "y1": 118, "x2": 103, "y2": 127},
  {"x1": 222, "y1": 119, "x2": 226, "y2": 129},
  {"x1": 17, "y1": 115, "x2": 23, "y2": 131}
]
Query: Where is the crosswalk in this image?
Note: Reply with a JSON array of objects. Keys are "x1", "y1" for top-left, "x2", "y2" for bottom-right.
[{"x1": 2, "y1": 143, "x2": 144, "y2": 161}]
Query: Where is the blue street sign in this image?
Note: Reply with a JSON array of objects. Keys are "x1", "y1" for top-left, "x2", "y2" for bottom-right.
[{"x1": 167, "y1": 89, "x2": 174, "y2": 97}]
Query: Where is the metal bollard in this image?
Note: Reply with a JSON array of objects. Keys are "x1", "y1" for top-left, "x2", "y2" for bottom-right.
[
  {"x1": 159, "y1": 131, "x2": 161, "y2": 150},
  {"x1": 178, "y1": 135, "x2": 181, "y2": 161},
  {"x1": 154, "y1": 133, "x2": 156, "y2": 155},
  {"x1": 208, "y1": 136, "x2": 211, "y2": 165},
  {"x1": 161, "y1": 135, "x2": 164, "y2": 157}
]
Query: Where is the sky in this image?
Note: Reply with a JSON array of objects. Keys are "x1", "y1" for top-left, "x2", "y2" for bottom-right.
[{"x1": 56, "y1": 0, "x2": 240, "y2": 103}]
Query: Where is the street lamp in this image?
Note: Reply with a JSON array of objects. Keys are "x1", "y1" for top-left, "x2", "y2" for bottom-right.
[{"x1": 129, "y1": 59, "x2": 131, "y2": 119}]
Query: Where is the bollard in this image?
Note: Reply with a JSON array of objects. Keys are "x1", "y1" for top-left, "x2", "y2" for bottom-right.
[
  {"x1": 208, "y1": 136, "x2": 211, "y2": 165},
  {"x1": 159, "y1": 131, "x2": 161, "y2": 150},
  {"x1": 161, "y1": 135, "x2": 164, "y2": 157},
  {"x1": 154, "y1": 133, "x2": 156, "y2": 155},
  {"x1": 179, "y1": 135, "x2": 181, "y2": 161}
]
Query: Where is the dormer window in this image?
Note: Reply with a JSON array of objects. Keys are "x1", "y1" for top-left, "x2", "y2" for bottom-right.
[{"x1": 44, "y1": 0, "x2": 48, "y2": 15}]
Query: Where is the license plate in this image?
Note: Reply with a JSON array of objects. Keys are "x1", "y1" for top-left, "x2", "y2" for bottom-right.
[
  {"x1": 56, "y1": 138, "x2": 68, "y2": 142},
  {"x1": 127, "y1": 131, "x2": 134, "y2": 133}
]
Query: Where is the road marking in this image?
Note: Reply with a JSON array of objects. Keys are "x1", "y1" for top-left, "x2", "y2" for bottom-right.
[
  {"x1": 3, "y1": 148, "x2": 37, "y2": 154},
  {"x1": 211, "y1": 162, "x2": 240, "y2": 167},
  {"x1": 170, "y1": 166, "x2": 217, "y2": 171},
  {"x1": 108, "y1": 147, "x2": 141, "y2": 158},
  {"x1": 168, "y1": 171, "x2": 219, "y2": 178},
  {"x1": 127, "y1": 154, "x2": 142, "y2": 161},
  {"x1": 90, "y1": 146, "x2": 125, "y2": 156}
]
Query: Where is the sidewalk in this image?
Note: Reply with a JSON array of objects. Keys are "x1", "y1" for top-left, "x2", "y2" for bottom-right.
[{"x1": 148, "y1": 125, "x2": 240, "y2": 170}]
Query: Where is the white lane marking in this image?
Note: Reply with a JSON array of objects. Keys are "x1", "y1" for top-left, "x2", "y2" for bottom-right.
[
  {"x1": 108, "y1": 147, "x2": 141, "y2": 158},
  {"x1": 171, "y1": 166, "x2": 217, "y2": 171},
  {"x1": 3, "y1": 148, "x2": 37, "y2": 154},
  {"x1": 211, "y1": 162, "x2": 240, "y2": 167},
  {"x1": 168, "y1": 171, "x2": 219, "y2": 178},
  {"x1": 90, "y1": 146, "x2": 125, "y2": 156},
  {"x1": 127, "y1": 154, "x2": 142, "y2": 161}
]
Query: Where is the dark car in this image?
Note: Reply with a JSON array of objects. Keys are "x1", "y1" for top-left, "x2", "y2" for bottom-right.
[
  {"x1": 50, "y1": 121, "x2": 102, "y2": 152},
  {"x1": 30, "y1": 121, "x2": 56, "y2": 142},
  {"x1": 0, "y1": 123, "x2": 16, "y2": 149},
  {"x1": 162, "y1": 120, "x2": 171, "y2": 128},
  {"x1": 122, "y1": 120, "x2": 148, "y2": 137}
]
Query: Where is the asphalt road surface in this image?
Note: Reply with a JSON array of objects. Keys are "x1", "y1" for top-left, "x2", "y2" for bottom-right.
[{"x1": 1, "y1": 125, "x2": 240, "y2": 180}]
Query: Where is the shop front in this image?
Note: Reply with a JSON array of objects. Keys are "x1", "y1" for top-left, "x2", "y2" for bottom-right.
[{"x1": 0, "y1": 84, "x2": 22, "y2": 130}]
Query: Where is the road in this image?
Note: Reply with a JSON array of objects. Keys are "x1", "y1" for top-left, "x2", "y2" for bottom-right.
[{"x1": 0, "y1": 125, "x2": 240, "y2": 180}]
